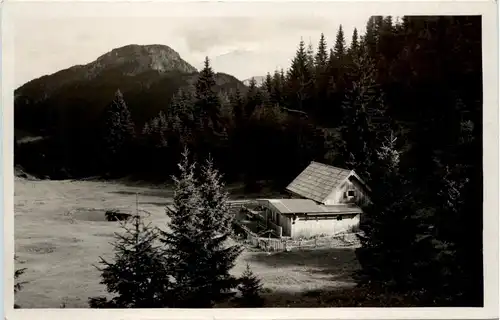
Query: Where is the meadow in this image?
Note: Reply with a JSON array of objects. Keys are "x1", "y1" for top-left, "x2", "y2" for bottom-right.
[{"x1": 14, "y1": 176, "x2": 360, "y2": 308}]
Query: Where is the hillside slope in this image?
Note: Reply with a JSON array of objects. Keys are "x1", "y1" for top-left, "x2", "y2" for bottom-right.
[{"x1": 14, "y1": 44, "x2": 246, "y2": 136}]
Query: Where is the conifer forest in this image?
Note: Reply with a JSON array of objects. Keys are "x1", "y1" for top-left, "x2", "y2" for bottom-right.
[{"x1": 14, "y1": 15, "x2": 484, "y2": 308}]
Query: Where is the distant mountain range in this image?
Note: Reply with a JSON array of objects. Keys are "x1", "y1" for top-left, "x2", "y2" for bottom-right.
[
  {"x1": 14, "y1": 44, "x2": 247, "y2": 137},
  {"x1": 242, "y1": 76, "x2": 266, "y2": 87}
]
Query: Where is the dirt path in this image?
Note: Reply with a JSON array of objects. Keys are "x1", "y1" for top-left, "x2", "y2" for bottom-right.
[{"x1": 14, "y1": 178, "x2": 359, "y2": 308}]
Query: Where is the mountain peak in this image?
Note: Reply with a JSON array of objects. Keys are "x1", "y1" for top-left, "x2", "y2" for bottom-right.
[
  {"x1": 100, "y1": 44, "x2": 181, "y2": 61},
  {"x1": 91, "y1": 44, "x2": 197, "y2": 76}
]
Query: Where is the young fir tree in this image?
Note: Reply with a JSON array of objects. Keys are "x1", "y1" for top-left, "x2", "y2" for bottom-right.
[
  {"x1": 158, "y1": 148, "x2": 203, "y2": 307},
  {"x1": 193, "y1": 156, "x2": 243, "y2": 306},
  {"x1": 88, "y1": 214, "x2": 170, "y2": 308},
  {"x1": 102, "y1": 89, "x2": 136, "y2": 176},
  {"x1": 160, "y1": 149, "x2": 242, "y2": 307},
  {"x1": 236, "y1": 264, "x2": 264, "y2": 307}
]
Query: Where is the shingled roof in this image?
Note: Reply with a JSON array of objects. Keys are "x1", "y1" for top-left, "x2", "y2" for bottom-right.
[{"x1": 286, "y1": 161, "x2": 352, "y2": 204}]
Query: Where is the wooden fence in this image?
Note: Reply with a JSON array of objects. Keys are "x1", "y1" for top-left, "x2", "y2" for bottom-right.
[
  {"x1": 263, "y1": 233, "x2": 361, "y2": 252},
  {"x1": 228, "y1": 200, "x2": 254, "y2": 210},
  {"x1": 234, "y1": 217, "x2": 361, "y2": 252}
]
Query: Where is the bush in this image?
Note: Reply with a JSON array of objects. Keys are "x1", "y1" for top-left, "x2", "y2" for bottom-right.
[{"x1": 14, "y1": 255, "x2": 27, "y2": 309}]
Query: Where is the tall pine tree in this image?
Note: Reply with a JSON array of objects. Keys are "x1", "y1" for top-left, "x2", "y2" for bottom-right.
[
  {"x1": 287, "y1": 39, "x2": 314, "y2": 112},
  {"x1": 102, "y1": 89, "x2": 136, "y2": 177},
  {"x1": 333, "y1": 25, "x2": 347, "y2": 60},
  {"x1": 194, "y1": 57, "x2": 221, "y2": 133},
  {"x1": 349, "y1": 28, "x2": 360, "y2": 58},
  {"x1": 356, "y1": 133, "x2": 417, "y2": 293},
  {"x1": 339, "y1": 50, "x2": 387, "y2": 181},
  {"x1": 315, "y1": 33, "x2": 329, "y2": 72}
]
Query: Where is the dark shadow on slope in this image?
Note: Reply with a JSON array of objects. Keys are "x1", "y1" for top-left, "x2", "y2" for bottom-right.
[{"x1": 247, "y1": 247, "x2": 360, "y2": 278}]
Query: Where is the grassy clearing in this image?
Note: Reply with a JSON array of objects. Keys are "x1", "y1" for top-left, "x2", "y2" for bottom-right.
[{"x1": 14, "y1": 178, "x2": 359, "y2": 308}]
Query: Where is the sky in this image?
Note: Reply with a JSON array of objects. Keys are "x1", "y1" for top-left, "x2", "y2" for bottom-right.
[{"x1": 14, "y1": 15, "x2": 370, "y2": 88}]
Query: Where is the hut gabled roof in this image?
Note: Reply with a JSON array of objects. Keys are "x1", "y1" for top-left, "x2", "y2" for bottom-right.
[{"x1": 286, "y1": 161, "x2": 368, "y2": 204}]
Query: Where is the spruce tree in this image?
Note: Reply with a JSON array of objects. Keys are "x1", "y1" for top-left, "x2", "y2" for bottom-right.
[
  {"x1": 271, "y1": 70, "x2": 285, "y2": 106},
  {"x1": 364, "y1": 16, "x2": 383, "y2": 58},
  {"x1": 326, "y1": 26, "x2": 349, "y2": 127},
  {"x1": 194, "y1": 156, "x2": 243, "y2": 306},
  {"x1": 218, "y1": 91, "x2": 233, "y2": 126},
  {"x1": 245, "y1": 78, "x2": 263, "y2": 117},
  {"x1": 102, "y1": 89, "x2": 136, "y2": 176},
  {"x1": 169, "y1": 87, "x2": 195, "y2": 125},
  {"x1": 339, "y1": 50, "x2": 387, "y2": 181},
  {"x1": 314, "y1": 33, "x2": 329, "y2": 73},
  {"x1": 306, "y1": 40, "x2": 315, "y2": 73},
  {"x1": 287, "y1": 39, "x2": 314, "y2": 111},
  {"x1": 168, "y1": 87, "x2": 196, "y2": 153},
  {"x1": 160, "y1": 149, "x2": 242, "y2": 307},
  {"x1": 194, "y1": 57, "x2": 221, "y2": 133},
  {"x1": 236, "y1": 264, "x2": 264, "y2": 307},
  {"x1": 89, "y1": 214, "x2": 171, "y2": 308},
  {"x1": 159, "y1": 148, "x2": 202, "y2": 307},
  {"x1": 231, "y1": 88, "x2": 246, "y2": 124},
  {"x1": 263, "y1": 73, "x2": 273, "y2": 96},
  {"x1": 355, "y1": 134, "x2": 417, "y2": 292},
  {"x1": 313, "y1": 33, "x2": 329, "y2": 119},
  {"x1": 333, "y1": 25, "x2": 346, "y2": 60},
  {"x1": 147, "y1": 111, "x2": 169, "y2": 149},
  {"x1": 349, "y1": 28, "x2": 360, "y2": 58}
]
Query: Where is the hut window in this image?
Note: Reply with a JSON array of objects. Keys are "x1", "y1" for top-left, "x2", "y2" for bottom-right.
[
  {"x1": 337, "y1": 215, "x2": 343, "y2": 221},
  {"x1": 348, "y1": 190, "x2": 355, "y2": 197}
]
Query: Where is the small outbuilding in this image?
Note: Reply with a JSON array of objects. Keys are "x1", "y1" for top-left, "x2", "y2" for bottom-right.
[
  {"x1": 256, "y1": 161, "x2": 371, "y2": 239},
  {"x1": 256, "y1": 198, "x2": 363, "y2": 238}
]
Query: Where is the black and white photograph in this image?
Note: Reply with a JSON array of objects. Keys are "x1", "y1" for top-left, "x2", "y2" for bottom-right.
[{"x1": 3, "y1": 0, "x2": 498, "y2": 317}]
